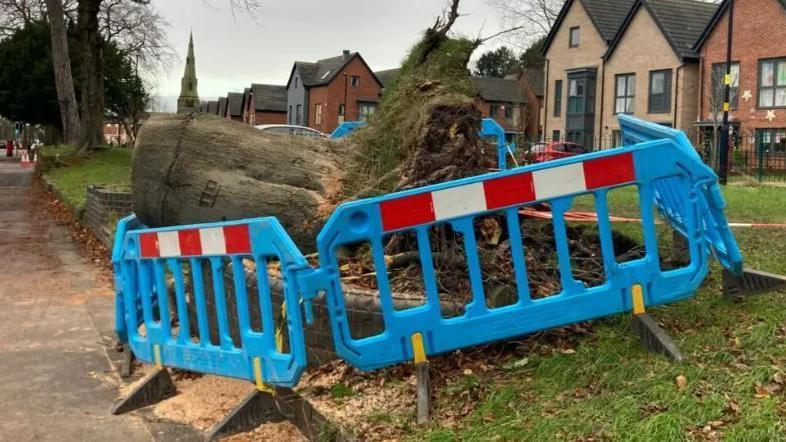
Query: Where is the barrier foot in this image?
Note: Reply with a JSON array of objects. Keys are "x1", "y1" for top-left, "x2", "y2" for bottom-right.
[
  {"x1": 630, "y1": 313, "x2": 683, "y2": 363},
  {"x1": 273, "y1": 387, "x2": 346, "y2": 441},
  {"x1": 119, "y1": 343, "x2": 134, "y2": 379},
  {"x1": 111, "y1": 368, "x2": 177, "y2": 415},
  {"x1": 723, "y1": 268, "x2": 786, "y2": 300},
  {"x1": 416, "y1": 362, "x2": 431, "y2": 424},
  {"x1": 206, "y1": 390, "x2": 284, "y2": 441}
]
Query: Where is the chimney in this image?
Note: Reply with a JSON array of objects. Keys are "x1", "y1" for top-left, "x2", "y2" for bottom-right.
[{"x1": 343, "y1": 49, "x2": 351, "y2": 60}]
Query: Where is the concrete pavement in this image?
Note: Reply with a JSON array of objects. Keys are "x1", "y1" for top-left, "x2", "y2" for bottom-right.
[{"x1": 0, "y1": 159, "x2": 153, "y2": 441}]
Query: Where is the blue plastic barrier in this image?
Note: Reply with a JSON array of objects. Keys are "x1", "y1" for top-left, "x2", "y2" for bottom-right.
[
  {"x1": 330, "y1": 121, "x2": 366, "y2": 139},
  {"x1": 479, "y1": 118, "x2": 515, "y2": 170},
  {"x1": 114, "y1": 115, "x2": 742, "y2": 386}
]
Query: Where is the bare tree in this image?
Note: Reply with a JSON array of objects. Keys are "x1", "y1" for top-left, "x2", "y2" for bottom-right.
[
  {"x1": 487, "y1": 0, "x2": 562, "y2": 47},
  {"x1": 100, "y1": 0, "x2": 174, "y2": 74},
  {"x1": 46, "y1": 0, "x2": 81, "y2": 144},
  {"x1": 705, "y1": 65, "x2": 739, "y2": 170}
]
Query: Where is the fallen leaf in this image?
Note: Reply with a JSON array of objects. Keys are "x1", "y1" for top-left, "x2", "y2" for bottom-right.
[
  {"x1": 463, "y1": 368, "x2": 473, "y2": 376},
  {"x1": 561, "y1": 348, "x2": 576, "y2": 355},
  {"x1": 676, "y1": 375, "x2": 687, "y2": 389}
]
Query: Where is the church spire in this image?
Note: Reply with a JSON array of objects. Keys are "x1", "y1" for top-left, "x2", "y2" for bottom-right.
[{"x1": 177, "y1": 32, "x2": 199, "y2": 114}]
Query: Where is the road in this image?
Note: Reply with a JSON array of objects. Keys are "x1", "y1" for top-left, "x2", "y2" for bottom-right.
[{"x1": 0, "y1": 159, "x2": 153, "y2": 441}]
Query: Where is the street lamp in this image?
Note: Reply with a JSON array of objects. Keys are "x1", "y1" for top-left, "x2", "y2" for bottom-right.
[{"x1": 718, "y1": 0, "x2": 734, "y2": 185}]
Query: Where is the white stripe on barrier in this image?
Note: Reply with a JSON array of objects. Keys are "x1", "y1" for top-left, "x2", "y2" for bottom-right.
[
  {"x1": 532, "y1": 162, "x2": 585, "y2": 200},
  {"x1": 432, "y1": 182, "x2": 487, "y2": 221},
  {"x1": 158, "y1": 231, "x2": 181, "y2": 257},
  {"x1": 199, "y1": 227, "x2": 226, "y2": 255}
]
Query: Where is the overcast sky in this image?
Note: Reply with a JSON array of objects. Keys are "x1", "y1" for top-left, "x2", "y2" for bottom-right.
[{"x1": 152, "y1": 0, "x2": 510, "y2": 101}]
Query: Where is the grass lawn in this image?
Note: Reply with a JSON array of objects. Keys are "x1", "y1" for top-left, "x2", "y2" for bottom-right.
[
  {"x1": 41, "y1": 147, "x2": 132, "y2": 210},
  {"x1": 411, "y1": 184, "x2": 786, "y2": 441}
]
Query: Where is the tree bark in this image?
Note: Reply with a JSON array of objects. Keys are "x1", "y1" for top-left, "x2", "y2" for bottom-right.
[
  {"x1": 46, "y1": 0, "x2": 82, "y2": 145},
  {"x1": 132, "y1": 113, "x2": 347, "y2": 250},
  {"x1": 78, "y1": 0, "x2": 104, "y2": 148}
]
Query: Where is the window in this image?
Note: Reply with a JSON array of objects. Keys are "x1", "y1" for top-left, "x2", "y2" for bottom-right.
[
  {"x1": 648, "y1": 69, "x2": 672, "y2": 114},
  {"x1": 569, "y1": 27, "x2": 580, "y2": 48},
  {"x1": 567, "y1": 78, "x2": 585, "y2": 113},
  {"x1": 294, "y1": 77, "x2": 299, "y2": 88},
  {"x1": 296, "y1": 104, "x2": 302, "y2": 125},
  {"x1": 315, "y1": 104, "x2": 322, "y2": 125},
  {"x1": 759, "y1": 58, "x2": 786, "y2": 108},
  {"x1": 712, "y1": 62, "x2": 740, "y2": 110},
  {"x1": 504, "y1": 105, "x2": 514, "y2": 119},
  {"x1": 552, "y1": 130, "x2": 560, "y2": 141},
  {"x1": 358, "y1": 103, "x2": 376, "y2": 122},
  {"x1": 489, "y1": 104, "x2": 499, "y2": 117},
  {"x1": 757, "y1": 128, "x2": 786, "y2": 152},
  {"x1": 351, "y1": 75, "x2": 360, "y2": 87},
  {"x1": 338, "y1": 103, "x2": 345, "y2": 116},
  {"x1": 554, "y1": 80, "x2": 563, "y2": 117},
  {"x1": 614, "y1": 74, "x2": 635, "y2": 114}
]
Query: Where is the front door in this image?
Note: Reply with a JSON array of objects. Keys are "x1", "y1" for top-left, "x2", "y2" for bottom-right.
[{"x1": 566, "y1": 69, "x2": 596, "y2": 150}]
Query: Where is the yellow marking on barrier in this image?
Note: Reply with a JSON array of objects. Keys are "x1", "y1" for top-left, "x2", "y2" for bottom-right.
[
  {"x1": 252, "y1": 356, "x2": 274, "y2": 394},
  {"x1": 411, "y1": 333, "x2": 427, "y2": 364},
  {"x1": 724, "y1": 74, "x2": 731, "y2": 85},
  {"x1": 723, "y1": 102, "x2": 730, "y2": 112},
  {"x1": 153, "y1": 344, "x2": 163, "y2": 369},
  {"x1": 632, "y1": 284, "x2": 645, "y2": 315}
]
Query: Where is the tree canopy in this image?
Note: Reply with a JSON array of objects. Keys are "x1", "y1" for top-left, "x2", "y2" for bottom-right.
[{"x1": 473, "y1": 46, "x2": 520, "y2": 78}]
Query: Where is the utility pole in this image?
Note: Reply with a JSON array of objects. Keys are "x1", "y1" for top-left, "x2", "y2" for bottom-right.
[{"x1": 718, "y1": 0, "x2": 734, "y2": 185}]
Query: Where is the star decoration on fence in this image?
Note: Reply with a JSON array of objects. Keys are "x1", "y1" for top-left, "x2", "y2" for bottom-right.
[
  {"x1": 742, "y1": 90, "x2": 753, "y2": 102},
  {"x1": 766, "y1": 110, "x2": 777, "y2": 122}
]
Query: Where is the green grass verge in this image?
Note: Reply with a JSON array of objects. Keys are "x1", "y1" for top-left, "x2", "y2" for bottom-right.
[
  {"x1": 42, "y1": 147, "x2": 132, "y2": 210},
  {"x1": 409, "y1": 185, "x2": 786, "y2": 441}
]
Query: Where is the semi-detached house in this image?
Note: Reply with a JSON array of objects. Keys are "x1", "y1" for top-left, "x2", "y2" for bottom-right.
[{"x1": 542, "y1": 0, "x2": 717, "y2": 148}]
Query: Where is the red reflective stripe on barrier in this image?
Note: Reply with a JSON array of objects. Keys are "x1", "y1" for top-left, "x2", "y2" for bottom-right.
[
  {"x1": 583, "y1": 152, "x2": 635, "y2": 189},
  {"x1": 178, "y1": 229, "x2": 202, "y2": 256},
  {"x1": 139, "y1": 233, "x2": 160, "y2": 258},
  {"x1": 484, "y1": 172, "x2": 535, "y2": 209},
  {"x1": 223, "y1": 225, "x2": 251, "y2": 254},
  {"x1": 380, "y1": 193, "x2": 435, "y2": 231}
]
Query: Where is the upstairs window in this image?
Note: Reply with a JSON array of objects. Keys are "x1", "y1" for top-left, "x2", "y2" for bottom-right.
[
  {"x1": 351, "y1": 75, "x2": 360, "y2": 87},
  {"x1": 553, "y1": 80, "x2": 563, "y2": 117},
  {"x1": 648, "y1": 69, "x2": 672, "y2": 114},
  {"x1": 615, "y1": 74, "x2": 635, "y2": 114},
  {"x1": 759, "y1": 58, "x2": 786, "y2": 108},
  {"x1": 567, "y1": 77, "x2": 585, "y2": 113},
  {"x1": 569, "y1": 27, "x2": 580, "y2": 48},
  {"x1": 294, "y1": 77, "x2": 299, "y2": 88},
  {"x1": 315, "y1": 104, "x2": 323, "y2": 125},
  {"x1": 504, "y1": 105, "x2": 514, "y2": 119},
  {"x1": 711, "y1": 62, "x2": 740, "y2": 110}
]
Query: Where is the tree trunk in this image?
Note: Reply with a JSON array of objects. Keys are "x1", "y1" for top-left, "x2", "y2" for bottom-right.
[
  {"x1": 132, "y1": 113, "x2": 347, "y2": 250},
  {"x1": 46, "y1": 0, "x2": 81, "y2": 146},
  {"x1": 78, "y1": 0, "x2": 104, "y2": 148}
]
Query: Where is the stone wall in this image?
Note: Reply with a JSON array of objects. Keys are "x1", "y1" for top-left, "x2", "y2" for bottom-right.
[{"x1": 84, "y1": 185, "x2": 133, "y2": 246}]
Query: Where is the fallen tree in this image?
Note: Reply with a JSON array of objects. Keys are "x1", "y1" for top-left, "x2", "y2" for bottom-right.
[{"x1": 131, "y1": 0, "x2": 493, "y2": 250}]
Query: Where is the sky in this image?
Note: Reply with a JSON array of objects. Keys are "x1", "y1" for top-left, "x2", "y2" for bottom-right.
[{"x1": 151, "y1": 0, "x2": 511, "y2": 106}]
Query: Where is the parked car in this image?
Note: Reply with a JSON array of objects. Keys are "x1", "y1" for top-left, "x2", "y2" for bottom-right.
[
  {"x1": 254, "y1": 124, "x2": 327, "y2": 138},
  {"x1": 526, "y1": 141, "x2": 590, "y2": 163}
]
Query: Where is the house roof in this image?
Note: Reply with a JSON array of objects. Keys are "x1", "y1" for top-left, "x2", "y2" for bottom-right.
[
  {"x1": 217, "y1": 97, "x2": 227, "y2": 116},
  {"x1": 227, "y1": 92, "x2": 243, "y2": 116},
  {"x1": 374, "y1": 68, "x2": 401, "y2": 88},
  {"x1": 542, "y1": 0, "x2": 636, "y2": 55},
  {"x1": 286, "y1": 51, "x2": 383, "y2": 89},
  {"x1": 472, "y1": 77, "x2": 527, "y2": 103},
  {"x1": 207, "y1": 100, "x2": 218, "y2": 115},
  {"x1": 251, "y1": 84, "x2": 287, "y2": 112},
  {"x1": 605, "y1": 0, "x2": 718, "y2": 60},
  {"x1": 519, "y1": 69, "x2": 545, "y2": 96},
  {"x1": 694, "y1": 0, "x2": 786, "y2": 51}
]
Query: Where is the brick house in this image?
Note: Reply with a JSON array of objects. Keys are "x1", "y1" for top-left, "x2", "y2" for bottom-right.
[
  {"x1": 472, "y1": 76, "x2": 528, "y2": 137},
  {"x1": 694, "y1": 0, "x2": 786, "y2": 155},
  {"x1": 542, "y1": 0, "x2": 635, "y2": 148},
  {"x1": 103, "y1": 123, "x2": 128, "y2": 145},
  {"x1": 600, "y1": 0, "x2": 716, "y2": 145},
  {"x1": 286, "y1": 50, "x2": 383, "y2": 133},
  {"x1": 241, "y1": 87, "x2": 252, "y2": 123},
  {"x1": 507, "y1": 69, "x2": 545, "y2": 138},
  {"x1": 226, "y1": 92, "x2": 244, "y2": 122},
  {"x1": 246, "y1": 84, "x2": 287, "y2": 125}
]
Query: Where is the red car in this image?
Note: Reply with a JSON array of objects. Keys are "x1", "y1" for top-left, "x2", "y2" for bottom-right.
[{"x1": 526, "y1": 141, "x2": 590, "y2": 163}]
